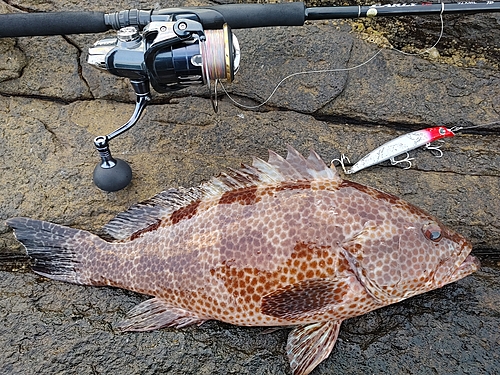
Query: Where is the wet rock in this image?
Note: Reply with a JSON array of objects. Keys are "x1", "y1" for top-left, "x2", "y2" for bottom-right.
[
  {"x1": 226, "y1": 21, "x2": 353, "y2": 113},
  {"x1": 0, "y1": 0, "x2": 499, "y2": 374},
  {"x1": 376, "y1": 13, "x2": 500, "y2": 65},
  {"x1": 318, "y1": 38, "x2": 500, "y2": 125},
  {"x1": 0, "y1": 266, "x2": 498, "y2": 374}
]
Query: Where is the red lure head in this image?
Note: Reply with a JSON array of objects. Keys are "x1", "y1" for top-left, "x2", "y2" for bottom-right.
[{"x1": 425, "y1": 126, "x2": 455, "y2": 141}]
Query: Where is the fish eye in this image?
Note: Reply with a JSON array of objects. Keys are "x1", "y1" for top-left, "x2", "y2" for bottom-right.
[{"x1": 422, "y1": 222, "x2": 442, "y2": 242}]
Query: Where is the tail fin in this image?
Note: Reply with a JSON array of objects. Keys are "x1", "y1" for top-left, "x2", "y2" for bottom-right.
[{"x1": 7, "y1": 217, "x2": 105, "y2": 285}]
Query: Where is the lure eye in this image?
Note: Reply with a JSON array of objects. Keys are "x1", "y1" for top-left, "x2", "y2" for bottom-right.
[{"x1": 422, "y1": 222, "x2": 442, "y2": 242}]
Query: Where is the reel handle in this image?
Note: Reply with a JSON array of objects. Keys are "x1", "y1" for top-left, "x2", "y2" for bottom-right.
[
  {"x1": 93, "y1": 136, "x2": 133, "y2": 192},
  {"x1": 92, "y1": 80, "x2": 151, "y2": 192}
]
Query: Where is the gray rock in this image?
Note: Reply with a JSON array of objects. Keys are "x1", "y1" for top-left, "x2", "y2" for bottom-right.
[
  {"x1": 0, "y1": 39, "x2": 26, "y2": 82},
  {"x1": 0, "y1": 36, "x2": 92, "y2": 100},
  {"x1": 316, "y1": 36, "x2": 500, "y2": 125},
  {"x1": 225, "y1": 21, "x2": 353, "y2": 113},
  {"x1": 0, "y1": 266, "x2": 498, "y2": 374}
]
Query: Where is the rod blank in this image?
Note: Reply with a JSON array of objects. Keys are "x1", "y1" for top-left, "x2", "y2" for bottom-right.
[{"x1": 306, "y1": 1, "x2": 500, "y2": 20}]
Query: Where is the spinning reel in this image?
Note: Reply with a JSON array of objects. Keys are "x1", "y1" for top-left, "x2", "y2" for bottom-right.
[
  {"x1": 88, "y1": 17, "x2": 240, "y2": 191},
  {"x1": 2, "y1": 1, "x2": 500, "y2": 191}
]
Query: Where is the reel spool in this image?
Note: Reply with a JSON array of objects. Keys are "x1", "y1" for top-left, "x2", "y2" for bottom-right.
[
  {"x1": 88, "y1": 19, "x2": 240, "y2": 192},
  {"x1": 201, "y1": 25, "x2": 240, "y2": 110},
  {"x1": 139, "y1": 21, "x2": 240, "y2": 109}
]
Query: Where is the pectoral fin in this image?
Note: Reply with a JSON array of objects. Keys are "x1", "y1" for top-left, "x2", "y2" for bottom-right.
[
  {"x1": 261, "y1": 278, "x2": 350, "y2": 320},
  {"x1": 114, "y1": 297, "x2": 207, "y2": 332},
  {"x1": 287, "y1": 321, "x2": 342, "y2": 375}
]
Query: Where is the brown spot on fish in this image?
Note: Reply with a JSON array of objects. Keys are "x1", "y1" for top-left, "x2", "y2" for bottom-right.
[
  {"x1": 340, "y1": 180, "x2": 400, "y2": 205},
  {"x1": 170, "y1": 200, "x2": 201, "y2": 225},
  {"x1": 276, "y1": 181, "x2": 312, "y2": 191},
  {"x1": 130, "y1": 220, "x2": 162, "y2": 241},
  {"x1": 442, "y1": 225, "x2": 471, "y2": 248},
  {"x1": 219, "y1": 186, "x2": 259, "y2": 205},
  {"x1": 261, "y1": 278, "x2": 349, "y2": 319},
  {"x1": 344, "y1": 180, "x2": 422, "y2": 214}
]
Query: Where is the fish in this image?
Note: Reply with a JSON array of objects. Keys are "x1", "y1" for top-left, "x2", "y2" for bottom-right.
[{"x1": 7, "y1": 146, "x2": 479, "y2": 375}]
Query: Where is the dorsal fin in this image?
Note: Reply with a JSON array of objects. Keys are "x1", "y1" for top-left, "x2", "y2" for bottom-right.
[
  {"x1": 102, "y1": 146, "x2": 341, "y2": 241},
  {"x1": 268, "y1": 150, "x2": 304, "y2": 180},
  {"x1": 103, "y1": 187, "x2": 203, "y2": 241}
]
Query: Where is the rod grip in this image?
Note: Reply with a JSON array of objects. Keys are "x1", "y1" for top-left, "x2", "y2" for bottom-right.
[
  {"x1": 0, "y1": 12, "x2": 108, "y2": 37},
  {"x1": 207, "y1": 3, "x2": 306, "y2": 29}
]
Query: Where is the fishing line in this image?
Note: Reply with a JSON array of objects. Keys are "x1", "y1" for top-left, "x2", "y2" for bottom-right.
[
  {"x1": 218, "y1": 3, "x2": 446, "y2": 110},
  {"x1": 450, "y1": 121, "x2": 500, "y2": 133},
  {"x1": 202, "y1": 28, "x2": 237, "y2": 112},
  {"x1": 220, "y1": 50, "x2": 383, "y2": 110},
  {"x1": 390, "y1": 1, "x2": 445, "y2": 56},
  {"x1": 202, "y1": 29, "x2": 227, "y2": 81}
]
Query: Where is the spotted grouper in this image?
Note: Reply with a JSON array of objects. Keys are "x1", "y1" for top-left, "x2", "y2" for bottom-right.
[{"x1": 7, "y1": 146, "x2": 479, "y2": 375}]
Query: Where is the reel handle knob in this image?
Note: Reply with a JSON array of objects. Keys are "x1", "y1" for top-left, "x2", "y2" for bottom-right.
[
  {"x1": 93, "y1": 159, "x2": 132, "y2": 192},
  {"x1": 93, "y1": 136, "x2": 132, "y2": 192},
  {"x1": 90, "y1": 80, "x2": 150, "y2": 192}
]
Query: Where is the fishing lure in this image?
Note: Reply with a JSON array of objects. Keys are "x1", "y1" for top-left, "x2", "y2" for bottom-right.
[{"x1": 334, "y1": 126, "x2": 456, "y2": 174}]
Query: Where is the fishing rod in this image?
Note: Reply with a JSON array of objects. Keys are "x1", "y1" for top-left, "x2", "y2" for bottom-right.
[
  {"x1": 1, "y1": 2, "x2": 500, "y2": 36},
  {"x1": 0, "y1": 1, "x2": 499, "y2": 191}
]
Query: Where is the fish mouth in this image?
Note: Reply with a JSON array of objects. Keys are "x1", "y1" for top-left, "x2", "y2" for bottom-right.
[
  {"x1": 449, "y1": 254, "x2": 480, "y2": 281},
  {"x1": 462, "y1": 254, "x2": 481, "y2": 271}
]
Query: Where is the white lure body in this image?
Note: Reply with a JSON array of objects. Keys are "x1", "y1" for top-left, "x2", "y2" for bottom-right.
[{"x1": 346, "y1": 127, "x2": 455, "y2": 174}]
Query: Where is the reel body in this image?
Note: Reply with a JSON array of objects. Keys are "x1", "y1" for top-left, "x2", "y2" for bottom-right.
[
  {"x1": 88, "y1": 19, "x2": 240, "y2": 92},
  {"x1": 87, "y1": 17, "x2": 240, "y2": 191}
]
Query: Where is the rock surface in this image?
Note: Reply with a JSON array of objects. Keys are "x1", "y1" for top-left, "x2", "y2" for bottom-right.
[
  {"x1": 0, "y1": 0, "x2": 499, "y2": 374},
  {"x1": 1, "y1": 266, "x2": 498, "y2": 375}
]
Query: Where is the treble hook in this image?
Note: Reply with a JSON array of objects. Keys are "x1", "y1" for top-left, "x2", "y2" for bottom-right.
[
  {"x1": 423, "y1": 141, "x2": 444, "y2": 158},
  {"x1": 331, "y1": 154, "x2": 352, "y2": 174},
  {"x1": 390, "y1": 152, "x2": 414, "y2": 170}
]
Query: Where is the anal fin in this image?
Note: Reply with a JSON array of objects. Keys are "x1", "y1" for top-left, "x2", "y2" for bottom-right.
[
  {"x1": 114, "y1": 297, "x2": 207, "y2": 332},
  {"x1": 287, "y1": 321, "x2": 342, "y2": 375}
]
